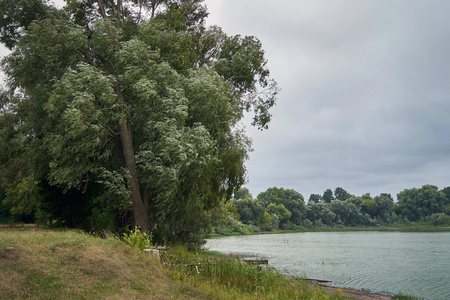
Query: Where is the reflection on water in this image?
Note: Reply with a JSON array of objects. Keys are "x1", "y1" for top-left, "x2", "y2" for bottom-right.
[{"x1": 205, "y1": 232, "x2": 450, "y2": 300}]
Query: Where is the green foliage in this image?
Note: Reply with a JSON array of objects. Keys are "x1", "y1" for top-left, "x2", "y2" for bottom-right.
[
  {"x1": 213, "y1": 215, "x2": 254, "y2": 236},
  {"x1": 224, "y1": 201, "x2": 240, "y2": 220},
  {"x1": 361, "y1": 198, "x2": 377, "y2": 216},
  {"x1": 213, "y1": 35, "x2": 279, "y2": 130},
  {"x1": 322, "y1": 189, "x2": 334, "y2": 203},
  {"x1": 0, "y1": 0, "x2": 278, "y2": 245},
  {"x1": 308, "y1": 194, "x2": 321, "y2": 203},
  {"x1": 424, "y1": 213, "x2": 450, "y2": 226},
  {"x1": 0, "y1": 0, "x2": 54, "y2": 49},
  {"x1": 397, "y1": 185, "x2": 448, "y2": 221},
  {"x1": 214, "y1": 185, "x2": 450, "y2": 232},
  {"x1": 374, "y1": 193, "x2": 395, "y2": 220},
  {"x1": 441, "y1": 186, "x2": 450, "y2": 201},
  {"x1": 233, "y1": 197, "x2": 265, "y2": 225},
  {"x1": 123, "y1": 226, "x2": 154, "y2": 251},
  {"x1": 266, "y1": 203, "x2": 291, "y2": 225},
  {"x1": 209, "y1": 200, "x2": 248, "y2": 236},
  {"x1": 330, "y1": 200, "x2": 370, "y2": 226},
  {"x1": 234, "y1": 187, "x2": 252, "y2": 200},
  {"x1": 2, "y1": 177, "x2": 39, "y2": 216},
  {"x1": 306, "y1": 202, "x2": 336, "y2": 227},
  {"x1": 334, "y1": 187, "x2": 350, "y2": 201},
  {"x1": 0, "y1": 180, "x2": 11, "y2": 222},
  {"x1": 257, "y1": 187, "x2": 306, "y2": 225},
  {"x1": 260, "y1": 212, "x2": 275, "y2": 231}
]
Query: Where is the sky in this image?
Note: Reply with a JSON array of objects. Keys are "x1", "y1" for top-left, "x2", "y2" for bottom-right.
[
  {"x1": 204, "y1": 0, "x2": 450, "y2": 200},
  {"x1": 1, "y1": 0, "x2": 449, "y2": 200}
]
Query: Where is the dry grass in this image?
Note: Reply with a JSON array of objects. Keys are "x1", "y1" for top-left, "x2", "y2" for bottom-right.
[{"x1": 0, "y1": 227, "x2": 202, "y2": 299}]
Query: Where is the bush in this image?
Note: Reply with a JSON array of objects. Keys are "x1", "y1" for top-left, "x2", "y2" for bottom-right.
[
  {"x1": 425, "y1": 213, "x2": 450, "y2": 226},
  {"x1": 123, "y1": 226, "x2": 154, "y2": 251},
  {"x1": 213, "y1": 216, "x2": 254, "y2": 235}
]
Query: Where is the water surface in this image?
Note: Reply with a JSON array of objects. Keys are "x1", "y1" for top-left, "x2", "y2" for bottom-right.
[{"x1": 205, "y1": 231, "x2": 450, "y2": 299}]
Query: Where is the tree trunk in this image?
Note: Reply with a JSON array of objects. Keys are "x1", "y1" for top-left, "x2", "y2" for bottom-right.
[
  {"x1": 119, "y1": 119, "x2": 149, "y2": 232},
  {"x1": 111, "y1": 1, "x2": 148, "y2": 232},
  {"x1": 116, "y1": 86, "x2": 149, "y2": 232}
]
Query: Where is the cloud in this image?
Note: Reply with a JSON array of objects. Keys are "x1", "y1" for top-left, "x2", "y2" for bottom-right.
[
  {"x1": 205, "y1": 0, "x2": 450, "y2": 199},
  {"x1": 1, "y1": 0, "x2": 448, "y2": 200}
]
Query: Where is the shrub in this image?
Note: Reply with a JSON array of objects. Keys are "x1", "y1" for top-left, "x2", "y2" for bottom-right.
[
  {"x1": 425, "y1": 213, "x2": 450, "y2": 226},
  {"x1": 123, "y1": 226, "x2": 154, "y2": 251}
]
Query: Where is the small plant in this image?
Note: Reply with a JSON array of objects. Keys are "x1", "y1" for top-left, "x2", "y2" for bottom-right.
[{"x1": 123, "y1": 226, "x2": 154, "y2": 251}]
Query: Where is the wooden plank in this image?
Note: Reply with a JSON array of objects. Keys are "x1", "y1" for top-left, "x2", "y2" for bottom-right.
[{"x1": 242, "y1": 259, "x2": 269, "y2": 265}]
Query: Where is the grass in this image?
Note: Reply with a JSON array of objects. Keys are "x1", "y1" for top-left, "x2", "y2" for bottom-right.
[
  {"x1": 163, "y1": 245, "x2": 347, "y2": 299},
  {"x1": 0, "y1": 225, "x2": 349, "y2": 299},
  {"x1": 0, "y1": 226, "x2": 194, "y2": 299}
]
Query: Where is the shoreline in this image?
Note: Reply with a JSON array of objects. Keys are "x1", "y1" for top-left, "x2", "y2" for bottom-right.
[
  {"x1": 281, "y1": 276, "x2": 394, "y2": 299},
  {"x1": 208, "y1": 225, "x2": 450, "y2": 239},
  {"x1": 312, "y1": 282, "x2": 394, "y2": 300}
]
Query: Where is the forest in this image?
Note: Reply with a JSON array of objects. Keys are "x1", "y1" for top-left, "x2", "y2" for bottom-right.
[{"x1": 213, "y1": 185, "x2": 450, "y2": 235}]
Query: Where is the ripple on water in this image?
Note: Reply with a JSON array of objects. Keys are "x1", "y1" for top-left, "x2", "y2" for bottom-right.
[{"x1": 205, "y1": 232, "x2": 450, "y2": 300}]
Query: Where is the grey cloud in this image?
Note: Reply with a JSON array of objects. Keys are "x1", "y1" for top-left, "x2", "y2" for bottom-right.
[{"x1": 219, "y1": 0, "x2": 450, "y2": 199}]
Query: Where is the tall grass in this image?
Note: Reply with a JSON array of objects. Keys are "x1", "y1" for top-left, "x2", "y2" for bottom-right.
[{"x1": 166, "y1": 246, "x2": 346, "y2": 299}]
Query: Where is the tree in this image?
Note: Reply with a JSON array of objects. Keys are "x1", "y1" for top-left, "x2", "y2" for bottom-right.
[
  {"x1": 257, "y1": 187, "x2": 306, "y2": 224},
  {"x1": 308, "y1": 194, "x2": 321, "y2": 203},
  {"x1": 234, "y1": 187, "x2": 252, "y2": 200},
  {"x1": 306, "y1": 202, "x2": 336, "y2": 227},
  {"x1": 322, "y1": 189, "x2": 334, "y2": 203},
  {"x1": 260, "y1": 212, "x2": 274, "y2": 231},
  {"x1": 232, "y1": 197, "x2": 265, "y2": 225},
  {"x1": 441, "y1": 187, "x2": 450, "y2": 201},
  {"x1": 266, "y1": 203, "x2": 291, "y2": 225},
  {"x1": 361, "y1": 193, "x2": 372, "y2": 200},
  {"x1": 397, "y1": 185, "x2": 448, "y2": 221},
  {"x1": 330, "y1": 200, "x2": 368, "y2": 226},
  {"x1": 441, "y1": 187, "x2": 450, "y2": 214},
  {"x1": 0, "y1": 0, "x2": 278, "y2": 242},
  {"x1": 373, "y1": 193, "x2": 394, "y2": 220},
  {"x1": 334, "y1": 187, "x2": 350, "y2": 201}
]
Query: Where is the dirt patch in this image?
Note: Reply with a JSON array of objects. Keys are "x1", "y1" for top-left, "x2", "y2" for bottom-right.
[{"x1": 308, "y1": 280, "x2": 393, "y2": 300}]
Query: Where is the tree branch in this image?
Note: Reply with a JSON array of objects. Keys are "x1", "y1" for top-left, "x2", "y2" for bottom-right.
[{"x1": 97, "y1": 0, "x2": 107, "y2": 19}]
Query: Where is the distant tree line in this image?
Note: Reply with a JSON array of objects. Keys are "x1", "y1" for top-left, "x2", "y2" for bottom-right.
[{"x1": 212, "y1": 185, "x2": 450, "y2": 235}]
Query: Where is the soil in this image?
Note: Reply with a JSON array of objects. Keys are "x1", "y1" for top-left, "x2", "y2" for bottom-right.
[{"x1": 307, "y1": 280, "x2": 393, "y2": 300}]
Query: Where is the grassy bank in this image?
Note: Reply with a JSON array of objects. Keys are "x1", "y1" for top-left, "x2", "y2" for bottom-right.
[{"x1": 0, "y1": 226, "x2": 347, "y2": 299}]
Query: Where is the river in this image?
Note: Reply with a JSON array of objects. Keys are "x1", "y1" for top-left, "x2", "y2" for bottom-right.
[{"x1": 204, "y1": 231, "x2": 450, "y2": 299}]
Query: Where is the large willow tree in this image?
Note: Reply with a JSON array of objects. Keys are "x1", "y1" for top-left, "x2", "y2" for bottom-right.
[{"x1": 0, "y1": 0, "x2": 277, "y2": 243}]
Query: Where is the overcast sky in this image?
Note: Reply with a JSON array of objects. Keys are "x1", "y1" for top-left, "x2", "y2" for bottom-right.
[
  {"x1": 204, "y1": 0, "x2": 450, "y2": 200},
  {"x1": 1, "y1": 0, "x2": 449, "y2": 200}
]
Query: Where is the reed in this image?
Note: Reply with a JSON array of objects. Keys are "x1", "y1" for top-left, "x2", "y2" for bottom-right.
[{"x1": 166, "y1": 246, "x2": 347, "y2": 299}]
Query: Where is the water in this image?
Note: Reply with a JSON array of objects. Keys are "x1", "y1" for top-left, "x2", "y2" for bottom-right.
[{"x1": 205, "y1": 231, "x2": 450, "y2": 299}]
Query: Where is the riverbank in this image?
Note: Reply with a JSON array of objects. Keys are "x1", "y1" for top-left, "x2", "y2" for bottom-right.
[
  {"x1": 209, "y1": 224, "x2": 450, "y2": 239},
  {"x1": 0, "y1": 227, "x2": 349, "y2": 299},
  {"x1": 313, "y1": 283, "x2": 393, "y2": 300}
]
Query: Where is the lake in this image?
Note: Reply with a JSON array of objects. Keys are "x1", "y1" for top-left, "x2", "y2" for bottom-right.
[{"x1": 204, "y1": 231, "x2": 450, "y2": 300}]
